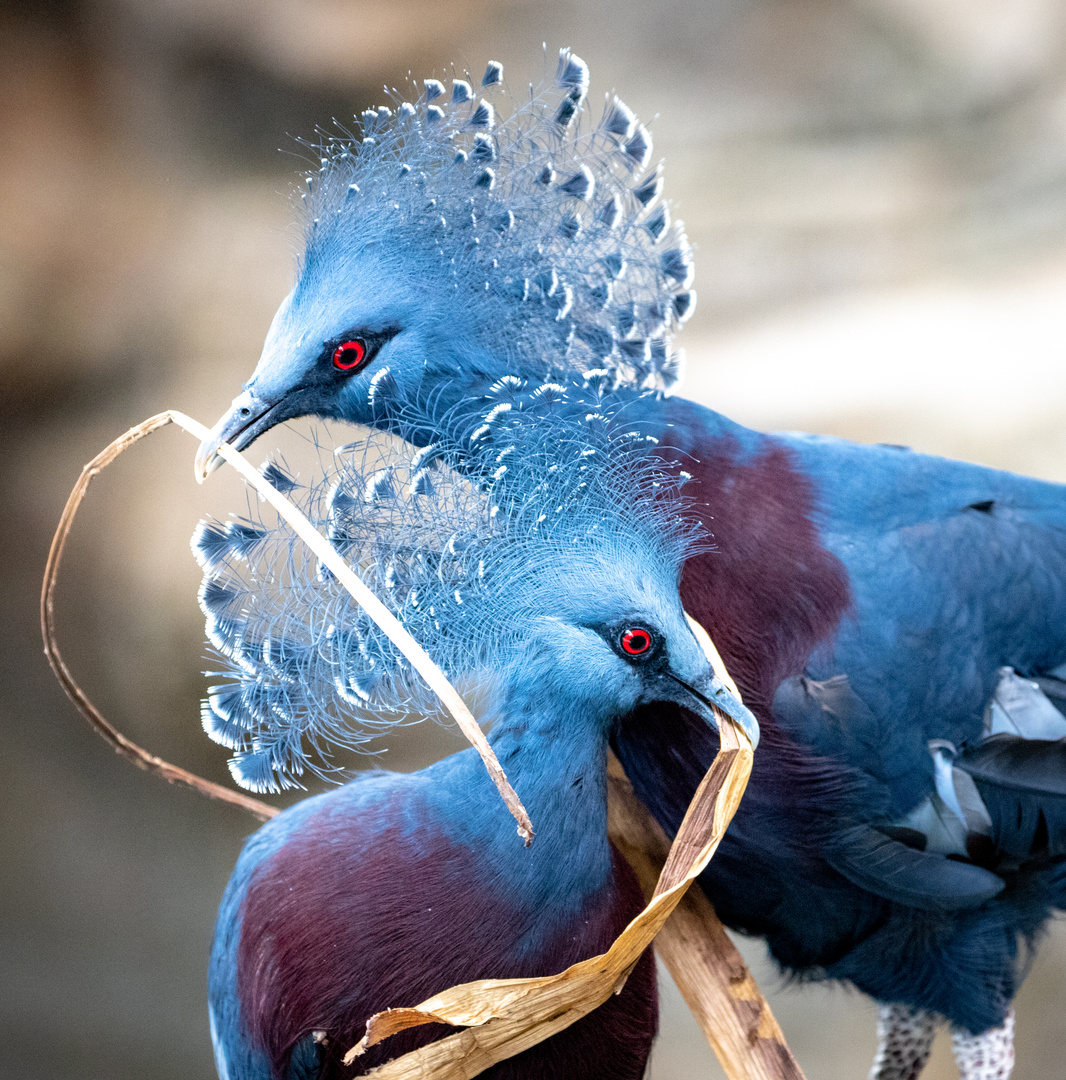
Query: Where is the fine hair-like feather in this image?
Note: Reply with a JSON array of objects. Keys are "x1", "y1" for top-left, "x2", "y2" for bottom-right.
[
  {"x1": 192, "y1": 405, "x2": 700, "y2": 792},
  {"x1": 299, "y1": 48, "x2": 694, "y2": 394}
]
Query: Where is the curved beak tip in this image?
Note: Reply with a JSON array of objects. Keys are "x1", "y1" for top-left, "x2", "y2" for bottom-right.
[
  {"x1": 717, "y1": 689, "x2": 760, "y2": 747},
  {"x1": 194, "y1": 389, "x2": 281, "y2": 484},
  {"x1": 733, "y1": 706, "x2": 760, "y2": 748},
  {"x1": 194, "y1": 440, "x2": 223, "y2": 484},
  {"x1": 193, "y1": 391, "x2": 264, "y2": 484},
  {"x1": 665, "y1": 671, "x2": 761, "y2": 748}
]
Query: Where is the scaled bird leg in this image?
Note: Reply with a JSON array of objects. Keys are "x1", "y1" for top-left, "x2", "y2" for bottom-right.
[
  {"x1": 869, "y1": 1004, "x2": 939, "y2": 1080},
  {"x1": 951, "y1": 1009, "x2": 1015, "y2": 1080}
]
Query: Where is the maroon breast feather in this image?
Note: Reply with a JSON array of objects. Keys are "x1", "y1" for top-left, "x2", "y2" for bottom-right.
[
  {"x1": 237, "y1": 800, "x2": 657, "y2": 1079},
  {"x1": 669, "y1": 433, "x2": 852, "y2": 715}
]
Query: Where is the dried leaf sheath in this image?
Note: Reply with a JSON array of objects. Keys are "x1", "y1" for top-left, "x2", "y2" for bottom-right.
[{"x1": 342, "y1": 710, "x2": 757, "y2": 1078}]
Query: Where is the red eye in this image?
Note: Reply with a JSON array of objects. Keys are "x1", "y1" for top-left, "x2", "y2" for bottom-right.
[
  {"x1": 332, "y1": 339, "x2": 367, "y2": 371},
  {"x1": 620, "y1": 628, "x2": 652, "y2": 656}
]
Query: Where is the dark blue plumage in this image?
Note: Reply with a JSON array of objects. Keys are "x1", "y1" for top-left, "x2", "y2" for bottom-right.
[{"x1": 194, "y1": 48, "x2": 1064, "y2": 1075}]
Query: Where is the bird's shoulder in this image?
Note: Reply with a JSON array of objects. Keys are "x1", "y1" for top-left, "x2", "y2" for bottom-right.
[{"x1": 775, "y1": 428, "x2": 1066, "y2": 534}]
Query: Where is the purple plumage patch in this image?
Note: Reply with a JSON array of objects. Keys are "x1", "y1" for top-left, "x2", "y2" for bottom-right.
[
  {"x1": 236, "y1": 802, "x2": 657, "y2": 1079},
  {"x1": 671, "y1": 434, "x2": 852, "y2": 714}
]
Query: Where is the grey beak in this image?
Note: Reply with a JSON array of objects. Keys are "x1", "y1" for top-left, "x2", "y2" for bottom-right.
[
  {"x1": 194, "y1": 390, "x2": 280, "y2": 482},
  {"x1": 661, "y1": 668, "x2": 760, "y2": 747}
]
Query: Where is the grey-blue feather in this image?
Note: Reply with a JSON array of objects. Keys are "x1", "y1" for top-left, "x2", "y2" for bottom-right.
[
  {"x1": 297, "y1": 48, "x2": 689, "y2": 394},
  {"x1": 193, "y1": 407, "x2": 703, "y2": 792}
]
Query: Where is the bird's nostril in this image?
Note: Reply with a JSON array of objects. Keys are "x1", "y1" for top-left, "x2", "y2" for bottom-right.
[{"x1": 239, "y1": 407, "x2": 251, "y2": 418}]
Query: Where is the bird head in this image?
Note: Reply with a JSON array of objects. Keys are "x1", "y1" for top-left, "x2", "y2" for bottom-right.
[
  {"x1": 494, "y1": 558, "x2": 748, "y2": 748},
  {"x1": 192, "y1": 403, "x2": 753, "y2": 794},
  {"x1": 195, "y1": 49, "x2": 696, "y2": 480}
]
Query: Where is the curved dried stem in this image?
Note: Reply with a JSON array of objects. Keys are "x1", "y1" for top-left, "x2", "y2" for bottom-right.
[
  {"x1": 41, "y1": 410, "x2": 532, "y2": 842},
  {"x1": 41, "y1": 412, "x2": 280, "y2": 820}
]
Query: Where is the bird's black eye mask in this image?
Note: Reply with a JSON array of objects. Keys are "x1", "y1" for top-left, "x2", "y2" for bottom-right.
[
  {"x1": 320, "y1": 326, "x2": 402, "y2": 379},
  {"x1": 598, "y1": 622, "x2": 668, "y2": 669}
]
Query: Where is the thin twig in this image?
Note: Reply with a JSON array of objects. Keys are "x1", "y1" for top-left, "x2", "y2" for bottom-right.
[
  {"x1": 42, "y1": 410, "x2": 532, "y2": 842},
  {"x1": 41, "y1": 412, "x2": 280, "y2": 821}
]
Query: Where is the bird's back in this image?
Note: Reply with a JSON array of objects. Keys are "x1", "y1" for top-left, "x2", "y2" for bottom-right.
[
  {"x1": 782, "y1": 425, "x2": 1066, "y2": 803},
  {"x1": 610, "y1": 391, "x2": 1066, "y2": 1030},
  {"x1": 642, "y1": 393, "x2": 1066, "y2": 759}
]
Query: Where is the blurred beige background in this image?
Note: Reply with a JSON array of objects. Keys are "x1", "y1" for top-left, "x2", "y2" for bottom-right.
[{"x1": 2, "y1": 1, "x2": 1065, "y2": 1077}]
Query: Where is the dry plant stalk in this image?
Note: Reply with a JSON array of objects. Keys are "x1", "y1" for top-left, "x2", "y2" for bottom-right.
[
  {"x1": 41, "y1": 410, "x2": 531, "y2": 842},
  {"x1": 43, "y1": 410, "x2": 805, "y2": 1080},
  {"x1": 607, "y1": 762, "x2": 805, "y2": 1080},
  {"x1": 342, "y1": 712, "x2": 758, "y2": 1079},
  {"x1": 181, "y1": 410, "x2": 534, "y2": 844}
]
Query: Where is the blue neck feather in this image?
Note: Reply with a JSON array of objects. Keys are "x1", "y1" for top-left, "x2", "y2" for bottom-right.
[{"x1": 426, "y1": 674, "x2": 617, "y2": 913}]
